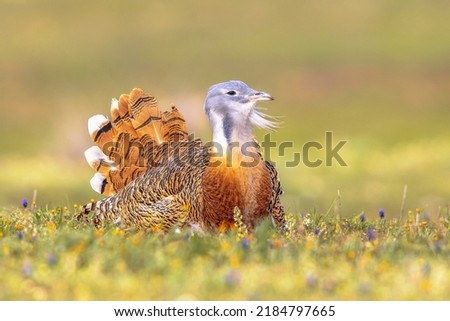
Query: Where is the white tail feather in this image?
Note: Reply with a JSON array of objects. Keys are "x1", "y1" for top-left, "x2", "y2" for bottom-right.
[
  {"x1": 111, "y1": 98, "x2": 119, "y2": 111},
  {"x1": 88, "y1": 114, "x2": 109, "y2": 136},
  {"x1": 90, "y1": 172, "x2": 106, "y2": 194},
  {"x1": 84, "y1": 146, "x2": 117, "y2": 170}
]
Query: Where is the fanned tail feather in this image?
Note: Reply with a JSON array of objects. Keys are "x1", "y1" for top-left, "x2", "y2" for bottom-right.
[
  {"x1": 129, "y1": 88, "x2": 164, "y2": 145},
  {"x1": 85, "y1": 88, "x2": 189, "y2": 196},
  {"x1": 162, "y1": 106, "x2": 189, "y2": 141},
  {"x1": 112, "y1": 96, "x2": 139, "y2": 139}
]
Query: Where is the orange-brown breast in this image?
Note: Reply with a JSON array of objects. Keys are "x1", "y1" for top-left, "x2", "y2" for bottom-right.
[{"x1": 201, "y1": 155, "x2": 272, "y2": 231}]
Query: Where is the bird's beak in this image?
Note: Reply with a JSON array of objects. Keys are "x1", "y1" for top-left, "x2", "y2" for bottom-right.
[{"x1": 248, "y1": 91, "x2": 274, "y2": 102}]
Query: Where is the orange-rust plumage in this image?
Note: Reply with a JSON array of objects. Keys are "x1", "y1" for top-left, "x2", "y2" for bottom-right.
[{"x1": 80, "y1": 82, "x2": 287, "y2": 232}]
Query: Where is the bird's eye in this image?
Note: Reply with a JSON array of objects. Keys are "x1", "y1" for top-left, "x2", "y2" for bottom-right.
[{"x1": 226, "y1": 90, "x2": 237, "y2": 96}]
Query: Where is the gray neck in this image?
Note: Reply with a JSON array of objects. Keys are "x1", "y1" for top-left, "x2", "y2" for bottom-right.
[{"x1": 207, "y1": 111, "x2": 255, "y2": 156}]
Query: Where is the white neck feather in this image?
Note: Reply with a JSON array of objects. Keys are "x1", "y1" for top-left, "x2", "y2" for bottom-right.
[
  {"x1": 207, "y1": 106, "x2": 279, "y2": 158},
  {"x1": 208, "y1": 111, "x2": 238, "y2": 156}
]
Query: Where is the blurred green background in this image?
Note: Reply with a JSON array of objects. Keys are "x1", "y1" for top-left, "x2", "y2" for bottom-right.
[{"x1": 1, "y1": 0, "x2": 449, "y2": 218}]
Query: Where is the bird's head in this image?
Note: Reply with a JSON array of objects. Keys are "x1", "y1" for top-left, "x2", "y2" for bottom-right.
[{"x1": 204, "y1": 81, "x2": 279, "y2": 148}]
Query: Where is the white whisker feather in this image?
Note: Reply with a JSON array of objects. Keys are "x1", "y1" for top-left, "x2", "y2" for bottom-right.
[{"x1": 250, "y1": 108, "x2": 281, "y2": 130}]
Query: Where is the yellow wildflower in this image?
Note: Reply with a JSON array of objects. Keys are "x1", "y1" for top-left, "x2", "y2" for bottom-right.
[
  {"x1": 47, "y1": 221, "x2": 56, "y2": 233},
  {"x1": 229, "y1": 254, "x2": 240, "y2": 268},
  {"x1": 346, "y1": 250, "x2": 356, "y2": 260},
  {"x1": 170, "y1": 259, "x2": 182, "y2": 269},
  {"x1": 220, "y1": 241, "x2": 231, "y2": 252},
  {"x1": 71, "y1": 240, "x2": 86, "y2": 255}
]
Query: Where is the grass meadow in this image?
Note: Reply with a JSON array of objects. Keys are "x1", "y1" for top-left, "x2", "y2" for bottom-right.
[
  {"x1": 1, "y1": 0, "x2": 449, "y2": 300},
  {"x1": 1, "y1": 204, "x2": 449, "y2": 300}
]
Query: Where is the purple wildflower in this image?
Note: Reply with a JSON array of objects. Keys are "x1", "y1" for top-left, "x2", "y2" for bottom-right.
[
  {"x1": 359, "y1": 212, "x2": 365, "y2": 222},
  {"x1": 306, "y1": 272, "x2": 318, "y2": 288},
  {"x1": 21, "y1": 262, "x2": 33, "y2": 278},
  {"x1": 421, "y1": 263, "x2": 431, "y2": 277},
  {"x1": 46, "y1": 253, "x2": 57, "y2": 266},
  {"x1": 224, "y1": 270, "x2": 240, "y2": 287},
  {"x1": 379, "y1": 208, "x2": 385, "y2": 219},
  {"x1": 313, "y1": 227, "x2": 320, "y2": 236},
  {"x1": 17, "y1": 230, "x2": 23, "y2": 240},
  {"x1": 240, "y1": 237, "x2": 250, "y2": 249},
  {"x1": 367, "y1": 228, "x2": 376, "y2": 242},
  {"x1": 433, "y1": 241, "x2": 442, "y2": 252},
  {"x1": 22, "y1": 199, "x2": 28, "y2": 208}
]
